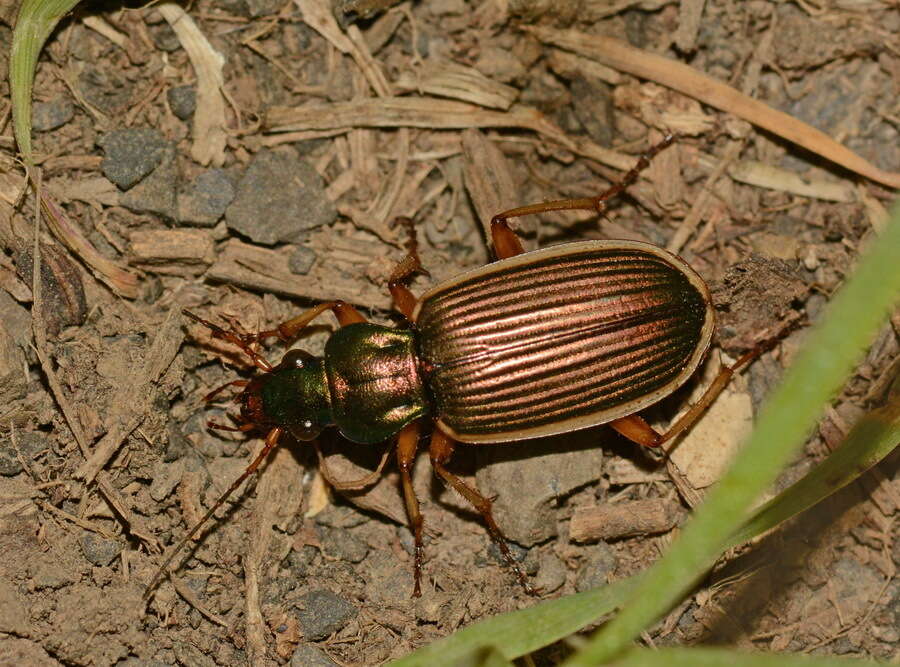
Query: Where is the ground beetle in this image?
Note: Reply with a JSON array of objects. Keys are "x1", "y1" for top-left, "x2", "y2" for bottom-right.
[{"x1": 146, "y1": 135, "x2": 763, "y2": 598}]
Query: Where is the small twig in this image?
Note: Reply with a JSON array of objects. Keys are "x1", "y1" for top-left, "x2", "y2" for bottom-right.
[
  {"x1": 29, "y1": 169, "x2": 92, "y2": 460},
  {"x1": 36, "y1": 500, "x2": 117, "y2": 540},
  {"x1": 171, "y1": 574, "x2": 229, "y2": 627}
]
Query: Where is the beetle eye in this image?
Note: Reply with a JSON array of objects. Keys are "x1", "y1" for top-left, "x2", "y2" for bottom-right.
[
  {"x1": 292, "y1": 420, "x2": 323, "y2": 441},
  {"x1": 281, "y1": 349, "x2": 315, "y2": 369}
]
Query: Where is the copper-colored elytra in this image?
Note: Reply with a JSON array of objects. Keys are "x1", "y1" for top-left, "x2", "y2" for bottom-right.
[{"x1": 414, "y1": 241, "x2": 714, "y2": 443}]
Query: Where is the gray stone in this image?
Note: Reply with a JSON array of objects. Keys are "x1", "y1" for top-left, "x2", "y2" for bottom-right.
[
  {"x1": 317, "y1": 525, "x2": 368, "y2": 564},
  {"x1": 167, "y1": 85, "x2": 196, "y2": 120},
  {"x1": 177, "y1": 169, "x2": 235, "y2": 226},
  {"x1": 574, "y1": 541, "x2": 617, "y2": 592},
  {"x1": 226, "y1": 150, "x2": 335, "y2": 245},
  {"x1": 80, "y1": 532, "x2": 124, "y2": 566},
  {"x1": 99, "y1": 129, "x2": 168, "y2": 190},
  {"x1": 290, "y1": 644, "x2": 339, "y2": 667},
  {"x1": 32, "y1": 98, "x2": 74, "y2": 132},
  {"x1": 532, "y1": 551, "x2": 567, "y2": 594},
  {"x1": 0, "y1": 431, "x2": 47, "y2": 476},
  {"x1": 121, "y1": 145, "x2": 179, "y2": 220},
  {"x1": 296, "y1": 589, "x2": 357, "y2": 641},
  {"x1": 288, "y1": 245, "x2": 318, "y2": 274}
]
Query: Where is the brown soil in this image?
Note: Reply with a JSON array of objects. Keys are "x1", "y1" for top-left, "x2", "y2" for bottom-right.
[{"x1": 0, "y1": 0, "x2": 898, "y2": 665}]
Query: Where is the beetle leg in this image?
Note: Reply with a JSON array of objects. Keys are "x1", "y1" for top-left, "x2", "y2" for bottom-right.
[
  {"x1": 244, "y1": 300, "x2": 366, "y2": 345},
  {"x1": 429, "y1": 428, "x2": 536, "y2": 595},
  {"x1": 183, "y1": 310, "x2": 274, "y2": 372},
  {"x1": 613, "y1": 344, "x2": 769, "y2": 449},
  {"x1": 388, "y1": 216, "x2": 428, "y2": 321},
  {"x1": 488, "y1": 216, "x2": 526, "y2": 259},
  {"x1": 396, "y1": 420, "x2": 425, "y2": 597},
  {"x1": 144, "y1": 426, "x2": 284, "y2": 599},
  {"x1": 489, "y1": 134, "x2": 676, "y2": 257},
  {"x1": 203, "y1": 379, "x2": 249, "y2": 403},
  {"x1": 610, "y1": 414, "x2": 662, "y2": 448},
  {"x1": 656, "y1": 346, "x2": 767, "y2": 446}
]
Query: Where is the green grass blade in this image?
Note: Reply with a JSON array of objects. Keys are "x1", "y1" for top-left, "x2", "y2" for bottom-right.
[
  {"x1": 562, "y1": 202, "x2": 900, "y2": 666},
  {"x1": 389, "y1": 577, "x2": 642, "y2": 666},
  {"x1": 611, "y1": 646, "x2": 887, "y2": 667},
  {"x1": 728, "y1": 397, "x2": 900, "y2": 549},
  {"x1": 10, "y1": 0, "x2": 82, "y2": 164}
]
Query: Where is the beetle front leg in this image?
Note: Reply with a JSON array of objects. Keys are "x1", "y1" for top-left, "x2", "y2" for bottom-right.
[
  {"x1": 247, "y1": 300, "x2": 366, "y2": 345},
  {"x1": 396, "y1": 420, "x2": 425, "y2": 597},
  {"x1": 429, "y1": 428, "x2": 536, "y2": 595}
]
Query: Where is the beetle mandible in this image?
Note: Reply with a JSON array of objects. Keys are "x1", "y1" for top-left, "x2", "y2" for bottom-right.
[{"x1": 146, "y1": 134, "x2": 761, "y2": 598}]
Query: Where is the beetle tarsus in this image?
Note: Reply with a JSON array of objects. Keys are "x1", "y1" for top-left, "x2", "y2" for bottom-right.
[{"x1": 388, "y1": 217, "x2": 428, "y2": 321}]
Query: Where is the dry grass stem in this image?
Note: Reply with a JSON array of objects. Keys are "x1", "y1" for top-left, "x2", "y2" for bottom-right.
[
  {"x1": 158, "y1": 3, "x2": 227, "y2": 167},
  {"x1": 527, "y1": 25, "x2": 900, "y2": 189}
]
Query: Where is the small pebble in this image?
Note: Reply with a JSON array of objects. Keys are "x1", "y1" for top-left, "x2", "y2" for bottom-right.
[
  {"x1": 80, "y1": 532, "x2": 124, "y2": 567},
  {"x1": 32, "y1": 98, "x2": 75, "y2": 132},
  {"x1": 225, "y1": 150, "x2": 336, "y2": 245},
  {"x1": 167, "y1": 85, "x2": 196, "y2": 120},
  {"x1": 288, "y1": 246, "x2": 317, "y2": 274},
  {"x1": 295, "y1": 589, "x2": 357, "y2": 641},
  {"x1": 99, "y1": 128, "x2": 168, "y2": 190},
  {"x1": 290, "y1": 644, "x2": 339, "y2": 667},
  {"x1": 178, "y1": 169, "x2": 235, "y2": 227}
]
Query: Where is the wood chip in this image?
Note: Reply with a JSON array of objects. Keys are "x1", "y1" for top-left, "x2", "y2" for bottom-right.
[
  {"x1": 129, "y1": 229, "x2": 216, "y2": 274},
  {"x1": 570, "y1": 498, "x2": 680, "y2": 542},
  {"x1": 728, "y1": 160, "x2": 855, "y2": 203},
  {"x1": 265, "y1": 97, "x2": 574, "y2": 150},
  {"x1": 394, "y1": 60, "x2": 519, "y2": 110}
]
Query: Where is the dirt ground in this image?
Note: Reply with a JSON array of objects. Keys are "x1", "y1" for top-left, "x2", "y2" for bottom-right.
[{"x1": 0, "y1": 0, "x2": 898, "y2": 665}]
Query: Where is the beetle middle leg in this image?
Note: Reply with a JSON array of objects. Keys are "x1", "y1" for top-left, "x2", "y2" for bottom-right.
[
  {"x1": 429, "y1": 428, "x2": 536, "y2": 595},
  {"x1": 396, "y1": 419, "x2": 425, "y2": 596},
  {"x1": 489, "y1": 133, "x2": 676, "y2": 260}
]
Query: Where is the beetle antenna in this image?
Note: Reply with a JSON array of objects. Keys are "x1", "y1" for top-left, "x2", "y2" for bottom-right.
[
  {"x1": 207, "y1": 421, "x2": 254, "y2": 433},
  {"x1": 203, "y1": 379, "x2": 249, "y2": 403},
  {"x1": 144, "y1": 427, "x2": 284, "y2": 600},
  {"x1": 182, "y1": 309, "x2": 273, "y2": 372}
]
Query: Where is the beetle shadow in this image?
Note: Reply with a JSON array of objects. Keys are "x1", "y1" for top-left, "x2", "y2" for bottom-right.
[
  {"x1": 428, "y1": 424, "x2": 662, "y2": 533},
  {"x1": 682, "y1": 446, "x2": 900, "y2": 646}
]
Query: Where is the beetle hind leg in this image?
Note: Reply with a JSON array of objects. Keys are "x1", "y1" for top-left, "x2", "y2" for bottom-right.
[
  {"x1": 611, "y1": 343, "x2": 771, "y2": 450},
  {"x1": 429, "y1": 429, "x2": 536, "y2": 595}
]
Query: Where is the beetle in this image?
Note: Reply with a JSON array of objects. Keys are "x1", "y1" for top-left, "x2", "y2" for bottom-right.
[{"x1": 146, "y1": 134, "x2": 762, "y2": 598}]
